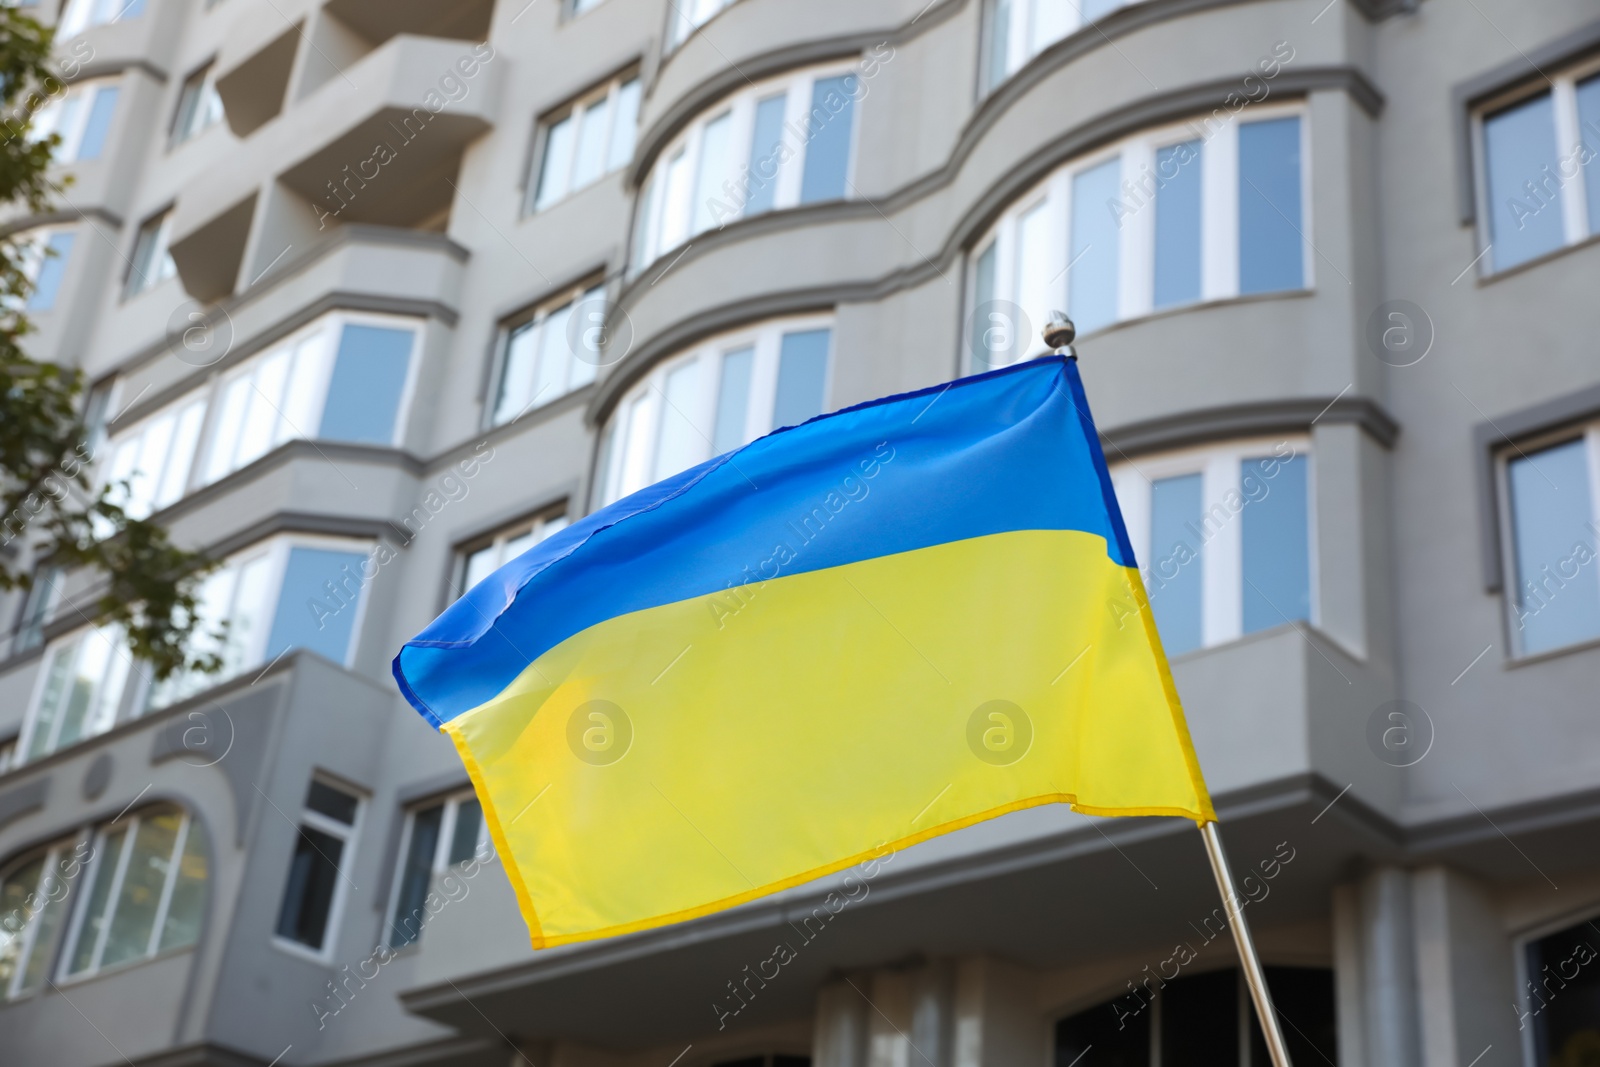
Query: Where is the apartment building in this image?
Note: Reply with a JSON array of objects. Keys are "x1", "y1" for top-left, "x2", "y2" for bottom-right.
[{"x1": 0, "y1": 0, "x2": 1598, "y2": 1064}]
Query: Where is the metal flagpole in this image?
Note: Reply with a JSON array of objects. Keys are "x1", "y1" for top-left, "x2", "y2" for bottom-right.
[
  {"x1": 1039, "y1": 314, "x2": 1294, "y2": 1067},
  {"x1": 1201, "y1": 822, "x2": 1294, "y2": 1067}
]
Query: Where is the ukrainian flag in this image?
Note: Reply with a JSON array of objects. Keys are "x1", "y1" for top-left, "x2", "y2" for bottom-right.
[{"x1": 394, "y1": 356, "x2": 1213, "y2": 949}]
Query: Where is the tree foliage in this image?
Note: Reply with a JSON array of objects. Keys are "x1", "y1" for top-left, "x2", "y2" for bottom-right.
[{"x1": 0, "y1": 7, "x2": 217, "y2": 679}]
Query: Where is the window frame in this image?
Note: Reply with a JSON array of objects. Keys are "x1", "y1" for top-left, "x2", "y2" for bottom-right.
[
  {"x1": 1470, "y1": 52, "x2": 1600, "y2": 276},
  {"x1": 100, "y1": 389, "x2": 207, "y2": 518},
  {"x1": 597, "y1": 314, "x2": 834, "y2": 507},
  {"x1": 1513, "y1": 906, "x2": 1600, "y2": 1067},
  {"x1": 982, "y1": 0, "x2": 1151, "y2": 94},
  {"x1": 706, "y1": 1054, "x2": 813, "y2": 1067},
  {"x1": 15, "y1": 533, "x2": 379, "y2": 763},
  {"x1": 1110, "y1": 435, "x2": 1317, "y2": 655},
  {"x1": 11, "y1": 565, "x2": 62, "y2": 656},
  {"x1": 170, "y1": 61, "x2": 225, "y2": 145},
  {"x1": 271, "y1": 777, "x2": 363, "y2": 963},
  {"x1": 148, "y1": 532, "x2": 378, "y2": 711},
  {"x1": 486, "y1": 279, "x2": 605, "y2": 427},
  {"x1": 454, "y1": 507, "x2": 570, "y2": 601},
  {"x1": 123, "y1": 209, "x2": 178, "y2": 299},
  {"x1": 382, "y1": 788, "x2": 489, "y2": 949},
  {"x1": 195, "y1": 310, "x2": 423, "y2": 488},
  {"x1": 17, "y1": 623, "x2": 135, "y2": 765},
  {"x1": 665, "y1": 0, "x2": 738, "y2": 50},
  {"x1": 631, "y1": 60, "x2": 864, "y2": 274},
  {"x1": 57, "y1": 0, "x2": 145, "y2": 37},
  {"x1": 965, "y1": 103, "x2": 1311, "y2": 366},
  {"x1": 17, "y1": 224, "x2": 77, "y2": 312},
  {"x1": 56, "y1": 806, "x2": 207, "y2": 984},
  {"x1": 33, "y1": 77, "x2": 120, "y2": 163},
  {"x1": 1053, "y1": 965, "x2": 1337, "y2": 1064},
  {"x1": 526, "y1": 70, "x2": 641, "y2": 214},
  {"x1": 1494, "y1": 423, "x2": 1600, "y2": 660},
  {"x1": 0, "y1": 833, "x2": 83, "y2": 1001},
  {"x1": 96, "y1": 312, "x2": 422, "y2": 516}
]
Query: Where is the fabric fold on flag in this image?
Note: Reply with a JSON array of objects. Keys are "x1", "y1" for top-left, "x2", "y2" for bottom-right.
[{"x1": 394, "y1": 355, "x2": 1214, "y2": 949}]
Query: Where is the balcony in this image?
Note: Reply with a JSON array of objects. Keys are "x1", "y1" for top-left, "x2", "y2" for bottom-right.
[
  {"x1": 171, "y1": 33, "x2": 500, "y2": 302},
  {"x1": 211, "y1": 0, "x2": 495, "y2": 136},
  {"x1": 52, "y1": 0, "x2": 186, "y2": 89},
  {"x1": 90, "y1": 223, "x2": 465, "y2": 442}
]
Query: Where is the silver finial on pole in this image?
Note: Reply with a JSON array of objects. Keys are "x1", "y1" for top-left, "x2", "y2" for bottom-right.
[{"x1": 1043, "y1": 312, "x2": 1076, "y2": 357}]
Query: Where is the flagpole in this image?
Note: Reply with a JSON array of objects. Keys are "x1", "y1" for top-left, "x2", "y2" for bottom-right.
[
  {"x1": 1040, "y1": 313, "x2": 1294, "y2": 1067},
  {"x1": 1201, "y1": 822, "x2": 1294, "y2": 1067}
]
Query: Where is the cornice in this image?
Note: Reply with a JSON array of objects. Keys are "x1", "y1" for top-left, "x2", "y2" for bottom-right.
[{"x1": 1104, "y1": 395, "x2": 1402, "y2": 457}]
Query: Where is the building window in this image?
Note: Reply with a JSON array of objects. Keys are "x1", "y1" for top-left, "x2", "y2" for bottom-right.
[
  {"x1": 667, "y1": 0, "x2": 738, "y2": 48},
  {"x1": 12, "y1": 566, "x2": 62, "y2": 654},
  {"x1": 490, "y1": 283, "x2": 603, "y2": 425},
  {"x1": 57, "y1": 0, "x2": 145, "y2": 37},
  {"x1": 274, "y1": 778, "x2": 361, "y2": 957},
  {"x1": 82, "y1": 376, "x2": 116, "y2": 455},
  {"x1": 150, "y1": 535, "x2": 377, "y2": 709},
  {"x1": 0, "y1": 737, "x2": 15, "y2": 775},
  {"x1": 458, "y1": 510, "x2": 569, "y2": 596},
  {"x1": 91, "y1": 315, "x2": 418, "y2": 517},
  {"x1": 1111, "y1": 439, "x2": 1312, "y2": 657},
  {"x1": 124, "y1": 210, "x2": 177, "y2": 298},
  {"x1": 13, "y1": 542, "x2": 372, "y2": 767},
  {"x1": 1503, "y1": 429, "x2": 1600, "y2": 657},
  {"x1": 1476, "y1": 62, "x2": 1600, "y2": 274},
  {"x1": 632, "y1": 62, "x2": 862, "y2": 272},
  {"x1": 102, "y1": 392, "x2": 207, "y2": 519},
  {"x1": 1521, "y1": 914, "x2": 1600, "y2": 1065},
  {"x1": 201, "y1": 313, "x2": 420, "y2": 486},
  {"x1": 0, "y1": 836, "x2": 81, "y2": 1000},
  {"x1": 19, "y1": 625, "x2": 132, "y2": 763},
  {"x1": 386, "y1": 790, "x2": 488, "y2": 947},
  {"x1": 598, "y1": 317, "x2": 832, "y2": 506},
  {"x1": 967, "y1": 109, "x2": 1307, "y2": 366},
  {"x1": 59, "y1": 806, "x2": 208, "y2": 981},
  {"x1": 1056, "y1": 966, "x2": 1335, "y2": 1065},
  {"x1": 33, "y1": 79, "x2": 120, "y2": 162},
  {"x1": 171, "y1": 64, "x2": 225, "y2": 144},
  {"x1": 18, "y1": 227, "x2": 75, "y2": 311},
  {"x1": 982, "y1": 0, "x2": 1147, "y2": 91},
  {"x1": 712, "y1": 1057, "x2": 811, "y2": 1067},
  {"x1": 530, "y1": 74, "x2": 640, "y2": 212}
]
